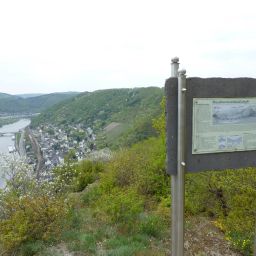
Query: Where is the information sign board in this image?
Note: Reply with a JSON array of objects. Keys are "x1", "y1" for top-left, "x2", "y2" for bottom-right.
[
  {"x1": 165, "y1": 77, "x2": 256, "y2": 174},
  {"x1": 192, "y1": 98, "x2": 256, "y2": 154}
]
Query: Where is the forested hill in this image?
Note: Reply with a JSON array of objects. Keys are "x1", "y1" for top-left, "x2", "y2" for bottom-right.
[
  {"x1": 0, "y1": 92, "x2": 79, "y2": 114},
  {"x1": 32, "y1": 87, "x2": 164, "y2": 148},
  {"x1": 0, "y1": 93, "x2": 19, "y2": 100}
]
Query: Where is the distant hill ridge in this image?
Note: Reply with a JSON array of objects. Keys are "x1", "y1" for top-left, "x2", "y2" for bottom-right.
[
  {"x1": 0, "y1": 92, "x2": 80, "y2": 113},
  {"x1": 32, "y1": 87, "x2": 164, "y2": 148},
  {"x1": 0, "y1": 93, "x2": 20, "y2": 100},
  {"x1": 15, "y1": 93, "x2": 44, "y2": 98}
]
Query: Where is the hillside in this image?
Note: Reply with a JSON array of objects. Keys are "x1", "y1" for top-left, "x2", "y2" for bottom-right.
[
  {"x1": 0, "y1": 92, "x2": 79, "y2": 114},
  {"x1": 0, "y1": 136, "x2": 246, "y2": 255},
  {"x1": 0, "y1": 93, "x2": 19, "y2": 100},
  {"x1": 15, "y1": 94, "x2": 44, "y2": 98},
  {"x1": 0, "y1": 88, "x2": 254, "y2": 255},
  {"x1": 32, "y1": 87, "x2": 164, "y2": 148}
]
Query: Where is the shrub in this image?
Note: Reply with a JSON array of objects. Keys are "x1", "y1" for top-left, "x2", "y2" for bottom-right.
[
  {"x1": 19, "y1": 241, "x2": 45, "y2": 256},
  {"x1": 100, "y1": 137, "x2": 169, "y2": 201},
  {"x1": 139, "y1": 214, "x2": 165, "y2": 237},
  {"x1": 53, "y1": 162, "x2": 77, "y2": 193},
  {"x1": 226, "y1": 231, "x2": 252, "y2": 256},
  {"x1": 97, "y1": 188, "x2": 144, "y2": 227},
  {"x1": 73, "y1": 161, "x2": 104, "y2": 192},
  {"x1": 105, "y1": 234, "x2": 149, "y2": 256},
  {"x1": 0, "y1": 191, "x2": 68, "y2": 252},
  {"x1": 0, "y1": 158, "x2": 69, "y2": 254},
  {"x1": 53, "y1": 160, "x2": 104, "y2": 193},
  {"x1": 81, "y1": 185, "x2": 101, "y2": 205},
  {"x1": 184, "y1": 168, "x2": 256, "y2": 254}
]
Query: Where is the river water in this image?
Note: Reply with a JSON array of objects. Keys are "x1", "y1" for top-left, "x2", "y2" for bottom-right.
[{"x1": 0, "y1": 119, "x2": 31, "y2": 188}]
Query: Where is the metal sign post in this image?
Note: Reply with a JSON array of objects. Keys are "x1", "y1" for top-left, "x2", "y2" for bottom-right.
[
  {"x1": 170, "y1": 57, "x2": 186, "y2": 256},
  {"x1": 170, "y1": 57, "x2": 179, "y2": 256},
  {"x1": 177, "y1": 69, "x2": 186, "y2": 256}
]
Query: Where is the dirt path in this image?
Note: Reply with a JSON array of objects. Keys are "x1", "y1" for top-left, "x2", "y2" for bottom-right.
[{"x1": 183, "y1": 217, "x2": 242, "y2": 256}]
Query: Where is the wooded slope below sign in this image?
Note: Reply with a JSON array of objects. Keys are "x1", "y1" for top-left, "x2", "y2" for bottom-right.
[{"x1": 166, "y1": 77, "x2": 256, "y2": 175}]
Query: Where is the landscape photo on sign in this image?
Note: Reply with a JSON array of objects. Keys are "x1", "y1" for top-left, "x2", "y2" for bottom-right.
[{"x1": 212, "y1": 100, "x2": 256, "y2": 125}]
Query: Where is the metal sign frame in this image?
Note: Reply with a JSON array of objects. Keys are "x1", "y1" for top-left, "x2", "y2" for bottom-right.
[
  {"x1": 166, "y1": 59, "x2": 256, "y2": 256},
  {"x1": 166, "y1": 77, "x2": 256, "y2": 174}
]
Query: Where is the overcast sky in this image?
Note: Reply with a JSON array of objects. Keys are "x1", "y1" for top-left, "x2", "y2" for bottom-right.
[{"x1": 0, "y1": 0, "x2": 256, "y2": 94}]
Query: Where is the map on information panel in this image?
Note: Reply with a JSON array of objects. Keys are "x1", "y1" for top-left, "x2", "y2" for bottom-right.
[{"x1": 192, "y1": 98, "x2": 256, "y2": 154}]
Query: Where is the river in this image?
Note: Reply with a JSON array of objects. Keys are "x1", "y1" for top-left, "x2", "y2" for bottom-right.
[{"x1": 0, "y1": 119, "x2": 31, "y2": 188}]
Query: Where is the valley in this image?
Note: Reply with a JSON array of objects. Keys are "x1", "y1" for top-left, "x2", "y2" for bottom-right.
[
  {"x1": 0, "y1": 87, "x2": 163, "y2": 181},
  {"x1": 0, "y1": 87, "x2": 252, "y2": 256}
]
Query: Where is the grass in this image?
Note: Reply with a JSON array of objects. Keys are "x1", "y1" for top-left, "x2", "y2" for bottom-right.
[
  {"x1": 52, "y1": 186, "x2": 171, "y2": 256},
  {"x1": 19, "y1": 241, "x2": 47, "y2": 256},
  {"x1": 96, "y1": 122, "x2": 130, "y2": 149},
  {"x1": 51, "y1": 190, "x2": 241, "y2": 256},
  {"x1": 6, "y1": 184, "x2": 241, "y2": 256}
]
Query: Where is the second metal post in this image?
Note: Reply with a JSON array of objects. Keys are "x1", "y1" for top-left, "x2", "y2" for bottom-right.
[{"x1": 177, "y1": 69, "x2": 186, "y2": 255}]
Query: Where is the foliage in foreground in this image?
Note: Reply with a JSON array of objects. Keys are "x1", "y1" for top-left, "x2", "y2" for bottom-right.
[
  {"x1": 0, "y1": 159, "x2": 68, "y2": 254},
  {"x1": 97, "y1": 135, "x2": 256, "y2": 255},
  {"x1": 185, "y1": 168, "x2": 256, "y2": 255},
  {"x1": 1, "y1": 103, "x2": 256, "y2": 255},
  {"x1": 53, "y1": 136, "x2": 171, "y2": 255},
  {"x1": 154, "y1": 99, "x2": 256, "y2": 255},
  {"x1": 53, "y1": 157, "x2": 104, "y2": 193},
  {"x1": 60, "y1": 134, "x2": 256, "y2": 255}
]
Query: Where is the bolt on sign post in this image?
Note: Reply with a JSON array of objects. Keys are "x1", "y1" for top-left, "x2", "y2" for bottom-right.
[{"x1": 165, "y1": 58, "x2": 256, "y2": 255}]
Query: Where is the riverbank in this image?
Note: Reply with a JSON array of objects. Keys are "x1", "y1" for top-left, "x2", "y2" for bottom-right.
[
  {"x1": 0, "y1": 117, "x2": 19, "y2": 128},
  {"x1": 15, "y1": 132, "x2": 21, "y2": 154},
  {"x1": 0, "y1": 119, "x2": 31, "y2": 188},
  {"x1": 0, "y1": 113, "x2": 37, "y2": 128}
]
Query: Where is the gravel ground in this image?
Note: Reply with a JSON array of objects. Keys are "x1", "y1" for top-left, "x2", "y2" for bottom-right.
[{"x1": 183, "y1": 217, "x2": 242, "y2": 256}]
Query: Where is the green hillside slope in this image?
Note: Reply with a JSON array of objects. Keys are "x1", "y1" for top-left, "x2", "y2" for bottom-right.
[
  {"x1": 0, "y1": 92, "x2": 79, "y2": 113},
  {"x1": 32, "y1": 87, "x2": 164, "y2": 148},
  {"x1": 0, "y1": 93, "x2": 20, "y2": 100}
]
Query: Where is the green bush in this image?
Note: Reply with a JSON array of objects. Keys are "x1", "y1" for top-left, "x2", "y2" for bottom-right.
[
  {"x1": 53, "y1": 160, "x2": 104, "y2": 193},
  {"x1": 78, "y1": 233, "x2": 97, "y2": 253},
  {"x1": 0, "y1": 192, "x2": 68, "y2": 252},
  {"x1": 73, "y1": 161, "x2": 104, "y2": 192},
  {"x1": 19, "y1": 241, "x2": 45, "y2": 256},
  {"x1": 139, "y1": 214, "x2": 165, "y2": 237},
  {"x1": 81, "y1": 185, "x2": 101, "y2": 205},
  {"x1": 226, "y1": 231, "x2": 252, "y2": 256},
  {"x1": 184, "y1": 168, "x2": 256, "y2": 255},
  {"x1": 215, "y1": 168, "x2": 256, "y2": 255},
  {"x1": 0, "y1": 159, "x2": 69, "y2": 254},
  {"x1": 100, "y1": 137, "x2": 169, "y2": 201},
  {"x1": 97, "y1": 188, "x2": 144, "y2": 226},
  {"x1": 185, "y1": 172, "x2": 217, "y2": 215},
  {"x1": 105, "y1": 234, "x2": 149, "y2": 256},
  {"x1": 53, "y1": 162, "x2": 77, "y2": 193}
]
